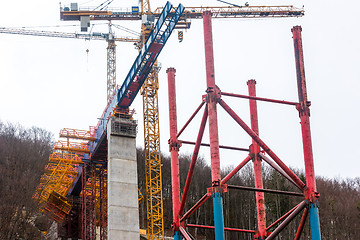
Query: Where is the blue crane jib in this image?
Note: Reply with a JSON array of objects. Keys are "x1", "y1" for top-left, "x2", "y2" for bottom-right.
[
  {"x1": 69, "y1": 1, "x2": 185, "y2": 196},
  {"x1": 87, "y1": 1, "x2": 183, "y2": 158}
]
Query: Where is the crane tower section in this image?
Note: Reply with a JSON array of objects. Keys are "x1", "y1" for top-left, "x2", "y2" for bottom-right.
[
  {"x1": 107, "y1": 24, "x2": 117, "y2": 102},
  {"x1": 139, "y1": 1, "x2": 165, "y2": 238}
]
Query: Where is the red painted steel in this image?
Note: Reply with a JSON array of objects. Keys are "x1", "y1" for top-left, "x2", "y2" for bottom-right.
[
  {"x1": 218, "y1": 99, "x2": 306, "y2": 190},
  {"x1": 203, "y1": 11, "x2": 222, "y2": 184},
  {"x1": 259, "y1": 153, "x2": 300, "y2": 189},
  {"x1": 180, "y1": 140, "x2": 249, "y2": 152},
  {"x1": 167, "y1": 67, "x2": 181, "y2": 229},
  {"x1": 179, "y1": 226, "x2": 193, "y2": 240},
  {"x1": 176, "y1": 101, "x2": 205, "y2": 138},
  {"x1": 266, "y1": 202, "x2": 301, "y2": 231},
  {"x1": 81, "y1": 164, "x2": 96, "y2": 240},
  {"x1": 292, "y1": 25, "x2": 318, "y2": 202},
  {"x1": 165, "y1": 24, "x2": 319, "y2": 239},
  {"x1": 99, "y1": 167, "x2": 107, "y2": 240},
  {"x1": 266, "y1": 201, "x2": 307, "y2": 240},
  {"x1": 227, "y1": 185, "x2": 303, "y2": 197},
  {"x1": 180, "y1": 193, "x2": 211, "y2": 222},
  {"x1": 222, "y1": 91, "x2": 298, "y2": 106},
  {"x1": 221, "y1": 155, "x2": 252, "y2": 184},
  {"x1": 295, "y1": 208, "x2": 309, "y2": 240},
  {"x1": 179, "y1": 107, "x2": 208, "y2": 215},
  {"x1": 186, "y1": 224, "x2": 257, "y2": 234},
  {"x1": 247, "y1": 79, "x2": 267, "y2": 238}
]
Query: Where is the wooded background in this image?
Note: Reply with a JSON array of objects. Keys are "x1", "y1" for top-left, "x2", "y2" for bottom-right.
[{"x1": 0, "y1": 122, "x2": 359, "y2": 239}]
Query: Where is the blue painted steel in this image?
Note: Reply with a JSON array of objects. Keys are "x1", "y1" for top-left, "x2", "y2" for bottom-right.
[
  {"x1": 309, "y1": 202, "x2": 322, "y2": 240},
  {"x1": 69, "y1": 2, "x2": 185, "y2": 196},
  {"x1": 132, "y1": 6, "x2": 139, "y2": 13},
  {"x1": 67, "y1": 165, "x2": 82, "y2": 196},
  {"x1": 212, "y1": 192, "x2": 225, "y2": 240},
  {"x1": 174, "y1": 231, "x2": 182, "y2": 240},
  {"x1": 90, "y1": 1, "x2": 184, "y2": 151}
]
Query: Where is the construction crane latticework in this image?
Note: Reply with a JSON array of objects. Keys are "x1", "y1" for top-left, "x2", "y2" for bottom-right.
[
  {"x1": 0, "y1": 27, "x2": 138, "y2": 42},
  {"x1": 60, "y1": 4, "x2": 304, "y2": 21},
  {"x1": 139, "y1": 1, "x2": 165, "y2": 237}
]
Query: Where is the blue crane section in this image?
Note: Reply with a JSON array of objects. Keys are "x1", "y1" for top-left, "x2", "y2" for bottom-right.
[{"x1": 69, "y1": 1, "x2": 184, "y2": 196}]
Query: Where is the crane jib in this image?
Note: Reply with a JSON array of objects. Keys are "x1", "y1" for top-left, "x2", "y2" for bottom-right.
[{"x1": 89, "y1": 1, "x2": 185, "y2": 157}]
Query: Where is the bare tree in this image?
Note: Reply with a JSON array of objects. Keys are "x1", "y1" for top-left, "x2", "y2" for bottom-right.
[{"x1": 0, "y1": 121, "x2": 53, "y2": 239}]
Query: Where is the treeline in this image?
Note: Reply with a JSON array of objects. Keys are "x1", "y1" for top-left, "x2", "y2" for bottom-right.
[
  {"x1": 0, "y1": 121, "x2": 358, "y2": 239},
  {"x1": 0, "y1": 121, "x2": 53, "y2": 239},
  {"x1": 137, "y1": 148, "x2": 360, "y2": 239}
]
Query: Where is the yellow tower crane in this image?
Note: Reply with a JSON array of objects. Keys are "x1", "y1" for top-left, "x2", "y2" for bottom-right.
[{"x1": 139, "y1": 1, "x2": 165, "y2": 238}]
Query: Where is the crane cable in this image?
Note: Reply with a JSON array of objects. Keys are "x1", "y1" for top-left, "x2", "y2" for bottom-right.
[
  {"x1": 215, "y1": 0, "x2": 246, "y2": 8},
  {"x1": 112, "y1": 24, "x2": 140, "y2": 37},
  {"x1": 93, "y1": 0, "x2": 114, "y2": 11}
]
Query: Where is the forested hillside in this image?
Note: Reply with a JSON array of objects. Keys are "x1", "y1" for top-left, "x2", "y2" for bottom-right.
[
  {"x1": 0, "y1": 121, "x2": 53, "y2": 239},
  {"x1": 137, "y1": 148, "x2": 360, "y2": 239},
  {"x1": 0, "y1": 121, "x2": 358, "y2": 239}
]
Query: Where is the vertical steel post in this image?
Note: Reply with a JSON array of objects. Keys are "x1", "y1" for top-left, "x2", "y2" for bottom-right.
[
  {"x1": 292, "y1": 25, "x2": 321, "y2": 239},
  {"x1": 203, "y1": 11, "x2": 225, "y2": 240},
  {"x1": 247, "y1": 80, "x2": 267, "y2": 239},
  {"x1": 167, "y1": 67, "x2": 181, "y2": 239}
]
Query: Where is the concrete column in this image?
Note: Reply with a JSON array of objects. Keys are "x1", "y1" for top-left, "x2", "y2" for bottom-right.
[{"x1": 107, "y1": 117, "x2": 139, "y2": 240}]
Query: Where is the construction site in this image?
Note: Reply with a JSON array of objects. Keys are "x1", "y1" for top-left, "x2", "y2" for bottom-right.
[{"x1": 1, "y1": 0, "x2": 359, "y2": 240}]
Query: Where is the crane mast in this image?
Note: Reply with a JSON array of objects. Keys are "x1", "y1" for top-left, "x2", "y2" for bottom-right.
[
  {"x1": 139, "y1": 1, "x2": 165, "y2": 238},
  {"x1": 106, "y1": 23, "x2": 117, "y2": 102}
]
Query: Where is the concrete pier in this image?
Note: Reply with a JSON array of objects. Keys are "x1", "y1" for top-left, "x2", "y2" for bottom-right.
[{"x1": 107, "y1": 117, "x2": 139, "y2": 239}]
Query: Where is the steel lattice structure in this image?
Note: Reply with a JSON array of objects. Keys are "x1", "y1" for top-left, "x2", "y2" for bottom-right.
[
  {"x1": 142, "y1": 62, "x2": 164, "y2": 239},
  {"x1": 166, "y1": 13, "x2": 321, "y2": 240}
]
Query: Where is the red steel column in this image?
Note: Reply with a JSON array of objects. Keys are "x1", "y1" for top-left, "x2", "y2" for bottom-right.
[
  {"x1": 203, "y1": 11, "x2": 221, "y2": 185},
  {"x1": 247, "y1": 80, "x2": 267, "y2": 239},
  {"x1": 167, "y1": 68, "x2": 181, "y2": 233},
  {"x1": 203, "y1": 11, "x2": 225, "y2": 240},
  {"x1": 292, "y1": 26, "x2": 317, "y2": 201},
  {"x1": 292, "y1": 26, "x2": 321, "y2": 239}
]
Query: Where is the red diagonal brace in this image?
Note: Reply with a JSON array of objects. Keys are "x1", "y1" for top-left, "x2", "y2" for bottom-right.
[
  {"x1": 179, "y1": 107, "x2": 208, "y2": 215},
  {"x1": 221, "y1": 155, "x2": 252, "y2": 184},
  {"x1": 218, "y1": 99, "x2": 306, "y2": 190},
  {"x1": 295, "y1": 207, "x2": 308, "y2": 240},
  {"x1": 179, "y1": 226, "x2": 192, "y2": 240},
  {"x1": 180, "y1": 193, "x2": 211, "y2": 222},
  {"x1": 177, "y1": 101, "x2": 205, "y2": 138}
]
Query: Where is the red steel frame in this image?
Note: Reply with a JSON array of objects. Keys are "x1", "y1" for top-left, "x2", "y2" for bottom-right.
[
  {"x1": 248, "y1": 79, "x2": 267, "y2": 239},
  {"x1": 167, "y1": 67, "x2": 182, "y2": 239},
  {"x1": 99, "y1": 166, "x2": 107, "y2": 240},
  {"x1": 81, "y1": 163, "x2": 96, "y2": 240},
  {"x1": 167, "y1": 13, "x2": 321, "y2": 240}
]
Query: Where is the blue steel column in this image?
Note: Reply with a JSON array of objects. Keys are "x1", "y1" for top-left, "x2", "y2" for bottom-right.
[
  {"x1": 174, "y1": 231, "x2": 182, "y2": 240},
  {"x1": 203, "y1": 11, "x2": 225, "y2": 240},
  {"x1": 309, "y1": 203, "x2": 321, "y2": 239},
  {"x1": 212, "y1": 192, "x2": 225, "y2": 239}
]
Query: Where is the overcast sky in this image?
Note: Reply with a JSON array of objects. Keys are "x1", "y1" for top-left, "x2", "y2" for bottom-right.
[{"x1": 0, "y1": 0, "x2": 359, "y2": 179}]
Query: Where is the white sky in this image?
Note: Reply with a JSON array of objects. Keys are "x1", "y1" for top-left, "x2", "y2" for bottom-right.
[{"x1": 0, "y1": 0, "x2": 359, "y2": 179}]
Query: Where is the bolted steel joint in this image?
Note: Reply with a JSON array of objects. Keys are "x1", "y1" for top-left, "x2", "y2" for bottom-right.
[
  {"x1": 168, "y1": 139, "x2": 181, "y2": 151},
  {"x1": 207, "y1": 184, "x2": 227, "y2": 196},
  {"x1": 296, "y1": 102, "x2": 311, "y2": 117}
]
